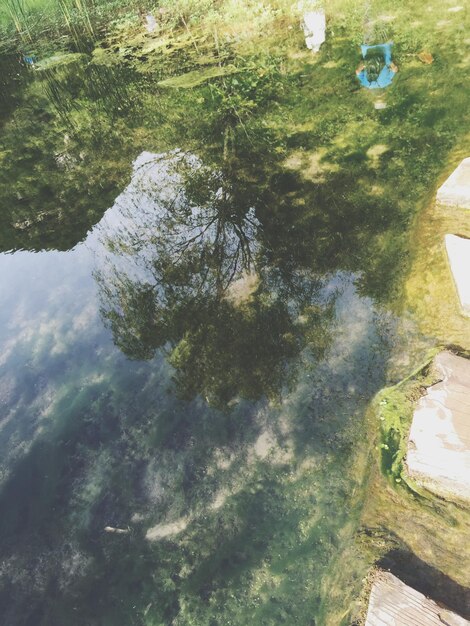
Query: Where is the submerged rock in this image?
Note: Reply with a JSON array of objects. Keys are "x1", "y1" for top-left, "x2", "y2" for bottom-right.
[
  {"x1": 104, "y1": 526, "x2": 130, "y2": 534},
  {"x1": 146, "y1": 517, "x2": 189, "y2": 541},
  {"x1": 374, "y1": 99, "x2": 387, "y2": 109},
  {"x1": 418, "y1": 51, "x2": 434, "y2": 64}
]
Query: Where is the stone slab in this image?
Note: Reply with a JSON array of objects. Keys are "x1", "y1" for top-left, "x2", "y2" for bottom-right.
[
  {"x1": 406, "y1": 351, "x2": 470, "y2": 501},
  {"x1": 365, "y1": 571, "x2": 470, "y2": 626},
  {"x1": 436, "y1": 158, "x2": 470, "y2": 209},
  {"x1": 445, "y1": 234, "x2": 470, "y2": 316}
]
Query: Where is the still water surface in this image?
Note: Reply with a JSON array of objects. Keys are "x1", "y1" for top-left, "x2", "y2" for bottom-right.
[{"x1": 0, "y1": 38, "x2": 434, "y2": 625}]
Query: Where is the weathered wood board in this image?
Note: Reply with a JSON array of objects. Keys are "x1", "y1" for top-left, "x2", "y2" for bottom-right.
[{"x1": 365, "y1": 571, "x2": 470, "y2": 625}]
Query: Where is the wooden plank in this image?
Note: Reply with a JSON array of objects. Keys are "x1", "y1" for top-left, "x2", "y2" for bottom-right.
[{"x1": 365, "y1": 571, "x2": 470, "y2": 626}]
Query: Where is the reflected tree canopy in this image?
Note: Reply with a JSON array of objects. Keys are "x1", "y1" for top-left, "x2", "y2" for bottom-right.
[
  {"x1": 0, "y1": 56, "x2": 143, "y2": 252},
  {"x1": 96, "y1": 150, "x2": 335, "y2": 405},
  {"x1": 0, "y1": 54, "x2": 29, "y2": 126}
]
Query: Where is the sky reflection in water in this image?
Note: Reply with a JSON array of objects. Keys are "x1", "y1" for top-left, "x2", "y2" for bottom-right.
[{"x1": 0, "y1": 145, "x2": 397, "y2": 622}]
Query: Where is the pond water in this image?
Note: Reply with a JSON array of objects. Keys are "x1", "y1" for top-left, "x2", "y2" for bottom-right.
[{"x1": 0, "y1": 4, "x2": 469, "y2": 624}]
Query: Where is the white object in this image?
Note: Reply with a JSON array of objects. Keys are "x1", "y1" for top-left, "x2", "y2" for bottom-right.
[
  {"x1": 104, "y1": 526, "x2": 130, "y2": 534},
  {"x1": 145, "y1": 13, "x2": 157, "y2": 33},
  {"x1": 436, "y1": 157, "x2": 470, "y2": 209},
  {"x1": 365, "y1": 571, "x2": 470, "y2": 626},
  {"x1": 445, "y1": 234, "x2": 470, "y2": 315},
  {"x1": 302, "y1": 10, "x2": 326, "y2": 52},
  {"x1": 406, "y1": 351, "x2": 470, "y2": 502}
]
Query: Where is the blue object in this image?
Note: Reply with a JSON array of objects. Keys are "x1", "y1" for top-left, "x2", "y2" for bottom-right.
[
  {"x1": 22, "y1": 55, "x2": 36, "y2": 66},
  {"x1": 356, "y1": 43, "x2": 396, "y2": 89}
]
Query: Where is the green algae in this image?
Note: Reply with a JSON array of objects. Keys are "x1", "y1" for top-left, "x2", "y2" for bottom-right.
[
  {"x1": 157, "y1": 64, "x2": 240, "y2": 88},
  {"x1": 376, "y1": 352, "x2": 439, "y2": 487},
  {"x1": 35, "y1": 51, "x2": 87, "y2": 70}
]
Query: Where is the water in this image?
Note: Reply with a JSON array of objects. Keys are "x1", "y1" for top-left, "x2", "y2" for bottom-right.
[{"x1": 0, "y1": 4, "x2": 469, "y2": 623}]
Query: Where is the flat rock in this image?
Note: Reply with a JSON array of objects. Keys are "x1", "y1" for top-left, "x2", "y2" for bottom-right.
[
  {"x1": 445, "y1": 234, "x2": 470, "y2": 315},
  {"x1": 146, "y1": 517, "x2": 189, "y2": 541},
  {"x1": 406, "y1": 351, "x2": 470, "y2": 501},
  {"x1": 436, "y1": 158, "x2": 470, "y2": 209},
  {"x1": 365, "y1": 571, "x2": 470, "y2": 626}
]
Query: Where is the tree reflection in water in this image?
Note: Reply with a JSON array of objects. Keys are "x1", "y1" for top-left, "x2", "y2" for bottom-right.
[{"x1": 95, "y1": 150, "x2": 335, "y2": 406}]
